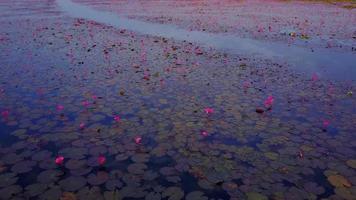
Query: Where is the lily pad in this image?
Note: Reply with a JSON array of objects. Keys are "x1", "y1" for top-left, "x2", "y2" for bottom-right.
[
  {"x1": 60, "y1": 192, "x2": 77, "y2": 200},
  {"x1": 185, "y1": 191, "x2": 207, "y2": 200},
  {"x1": 145, "y1": 191, "x2": 161, "y2": 200},
  {"x1": 143, "y1": 170, "x2": 159, "y2": 181},
  {"x1": 160, "y1": 167, "x2": 177, "y2": 176},
  {"x1": 328, "y1": 175, "x2": 352, "y2": 188},
  {"x1": 334, "y1": 187, "x2": 356, "y2": 200},
  {"x1": 346, "y1": 160, "x2": 356, "y2": 169},
  {"x1": 198, "y1": 179, "x2": 214, "y2": 190},
  {"x1": 59, "y1": 176, "x2": 87, "y2": 192},
  {"x1": 303, "y1": 182, "x2": 325, "y2": 195},
  {"x1": 0, "y1": 173, "x2": 18, "y2": 187},
  {"x1": 87, "y1": 171, "x2": 109, "y2": 186},
  {"x1": 65, "y1": 159, "x2": 86, "y2": 170},
  {"x1": 131, "y1": 153, "x2": 150, "y2": 163},
  {"x1": 0, "y1": 161, "x2": 7, "y2": 173},
  {"x1": 2, "y1": 153, "x2": 23, "y2": 165},
  {"x1": 25, "y1": 183, "x2": 48, "y2": 197},
  {"x1": 11, "y1": 129, "x2": 27, "y2": 137},
  {"x1": 39, "y1": 159, "x2": 57, "y2": 169},
  {"x1": 246, "y1": 192, "x2": 268, "y2": 200},
  {"x1": 70, "y1": 166, "x2": 93, "y2": 176},
  {"x1": 0, "y1": 185, "x2": 22, "y2": 199},
  {"x1": 166, "y1": 176, "x2": 181, "y2": 183},
  {"x1": 87, "y1": 156, "x2": 101, "y2": 167},
  {"x1": 103, "y1": 190, "x2": 122, "y2": 200},
  {"x1": 109, "y1": 170, "x2": 123, "y2": 179},
  {"x1": 37, "y1": 169, "x2": 64, "y2": 183},
  {"x1": 88, "y1": 146, "x2": 107, "y2": 156},
  {"x1": 11, "y1": 141, "x2": 28, "y2": 150},
  {"x1": 115, "y1": 154, "x2": 128, "y2": 161},
  {"x1": 32, "y1": 150, "x2": 52, "y2": 161},
  {"x1": 77, "y1": 186, "x2": 103, "y2": 200},
  {"x1": 162, "y1": 187, "x2": 184, "y2": 200},
  {"x1": 127, "y1": 163, "x2": 147, "y2": 174},
  {"x1": 59, "y1": 147, "x2": 87, "y2": 159},
  {"x1": 105, "y1": 180, "x2": 123, "y2": 191},
  {"x1": 264, "y1": 152, "x2": 279, "y2": 160},
  {"x1": 11, "y1": 160, "x2": 36, "y2": 173},
  {"x1": 119, "y1": 186, "x2": 147, "y2": 198},
  {"x1": 122, "y1": 174, "x2": 141, "y2": 187},
  {"x1": 39, "y1": 186, "x2": 62, "y2": 200}
]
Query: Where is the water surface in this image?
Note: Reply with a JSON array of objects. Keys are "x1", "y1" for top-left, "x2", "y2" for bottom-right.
[{"x1": 58, "y1": 0, "x2": 356, "y2": 81}]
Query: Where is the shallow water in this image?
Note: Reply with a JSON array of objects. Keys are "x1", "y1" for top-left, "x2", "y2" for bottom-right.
[
  {"x1": 0, "y1": 0, "x2": 355, "y2": 199},
  {"x1": 58, "y1": 0, "x2": 356, "y2": 81}
]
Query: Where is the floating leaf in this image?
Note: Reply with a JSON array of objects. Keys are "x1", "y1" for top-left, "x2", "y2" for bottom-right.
[
  {"x1": 0, "y1": 173, "x2": 18, "y2": 187},
  {"x1": 131, "y1": 153, "x2": 150, "y2": 163},
  {"x1": 59, "y1": 176, "x2": 87, "y2": 192},
  {"x1": 32, "y1": 150, "x2": 52, "y2": 161},
  {"x1": 162, "y1": 186, "x2": 184, "y2": 200},
  {"x1": 2, "y1": 153, "x2": 23, "y2": 165},
  {"x1": 25, "y1": 183, "x2": 48, "y2": 197},
  {"x1": 264, "y1": 152, "x2": 279, "y2": 160},
  {"x1": 60, "y1": 192, "x2": 77, "y2": 200},
  {"x1": 246, "y1": 192, "x2": 268, "y2": 200},
  {"x1": 0, "y1": 185, "x2": 22, "y2": 199},
  {"x1": 87, "y1": 171, "x2": 109, "y2": 186},
  {"x1": 39, "y1": 186, "x2": 62, "y2": 200},
  {"x1": 346, "y1": 159, "x2": 356, "y2": 169},
  {"x1": 145, "y1": 191, "x2": 161, "y2": 200},
  {"x1": 77, "y1": 186, "x2": 103, "y2": 199},
  {"x1": 127, "y1": 163, "x2": 147, "y2": 174},
  {"x1": 65, "y1": 159, "x2": 86, "y2": 170},
  {"x1": 37, "y1": 169, "x2": 64, "y2": 183},
  {"x1": 185, "y1": 191, "x2": 207, "y2": 200},
  {"x1": 327, "y1": 175, "x2": 352, "y2": 188},
  {"x1": 105, "y1": 180, "x2": 123, "y2": 191}
]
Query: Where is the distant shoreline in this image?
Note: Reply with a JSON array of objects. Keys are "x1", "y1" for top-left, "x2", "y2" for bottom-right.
[{"x1": 280, "y1": 0, "x2": 356, "y2": 9}]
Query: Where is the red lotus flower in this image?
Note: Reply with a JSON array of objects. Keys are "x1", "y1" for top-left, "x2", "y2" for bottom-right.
[
  {"x1": 55, "y1": 156, "x2": 64, "y2": 165},
  {"x1": 135, "y1": 136, "x2": 142, "y2": 144},
  {"x1": 204, "y1": 108, "x2": 214, "y2": 114},
  {"x1": 98, "y1": 155, "x2": 106, "y2": 166}
]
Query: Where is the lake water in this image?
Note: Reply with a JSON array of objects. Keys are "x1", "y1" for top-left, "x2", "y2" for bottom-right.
[{"x1": 0, "y1": 0, "x2": 355, "y2": 199}]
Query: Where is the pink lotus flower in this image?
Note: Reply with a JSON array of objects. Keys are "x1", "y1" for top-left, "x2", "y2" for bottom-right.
[
  {"x1": 201, "y1": 130, "x2": 208, "y2": 137},
  {"x1": 114, "y1": 115, "x2": 121, "y2": 122},
  {"x1": 55, "y1": 156, "x2": 64, "y2": 165},
  {"x1": 98, "y1": 155, "x2": 106, "y2": 166},
  {"x1": 79, "y1": 122, "x2": 85, "y2": 129},
  {"x1": 311, "y1": 73, "x2": 318, "y2": 81},
  {"x1": 1, "y1": 110, "x2": 9, "y2": 118},
  {"x1": 243, "y1": 81, "x2": 251, "y2": 89},
  {"x1": 134, "y1": 136, "x2": 142, "y2": 144},
  {"x1": 56, "y1": 105, "x2": 64, "y2": 112},
  {"x1": 82, "y1": 100, "x2": 90, "y2": 107},
  {"x1": 204, "y1": 108, "x2": 214, "y2": 114},
  {"x1": 195, "y1": 48, "x2": 203, "y2": 55},
  {"x1": 323, "y1": 119, "x2": 330, "y2": 128},
  {"x1": 264, "y1": 96, "x2": 274, "y2": 108}
]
